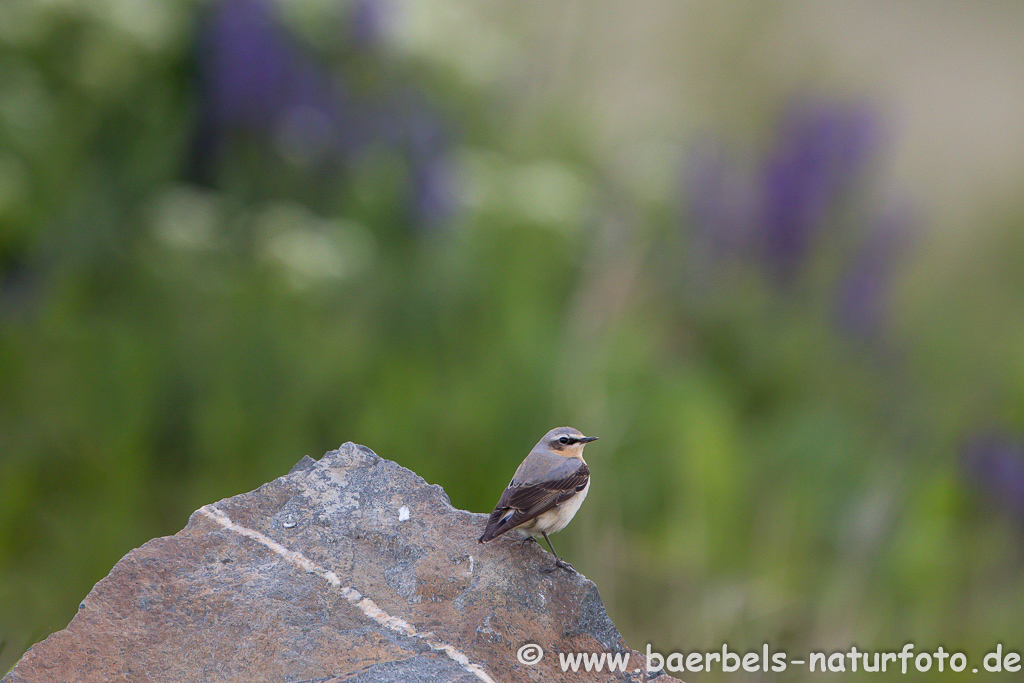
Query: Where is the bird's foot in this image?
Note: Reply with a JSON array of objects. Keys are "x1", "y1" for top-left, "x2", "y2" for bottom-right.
[
  {"x1": 519, "y1": 536, "x2": 539, "y2": 548},
  {"x1": 540, "y1": 559, "x2": 577, "y2": 574}
]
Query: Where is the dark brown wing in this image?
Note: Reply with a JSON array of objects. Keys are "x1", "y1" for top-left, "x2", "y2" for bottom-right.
[{"x1": 478, "y1": 463, "x2": 589, "y2": 542}]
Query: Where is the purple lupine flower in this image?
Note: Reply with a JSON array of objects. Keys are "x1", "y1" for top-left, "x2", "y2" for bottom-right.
[
  {"x1": 348, "y1": 0, "x2": 390, "y2": 50},
  {"x1": 379, "y1": 97, "x2": 458, "y2": 228},
  {"x1": 758, "y1": 100, "x2": 877, "y2": 280},
  {"x1": 199, "y1": 0, "x2": 307, "y2": 131},
  {"x1": 962, "y1": 432, "x2": 1024, "y2": 519},
  {"x1": 195, "y1": 0, "x2": 387, "y2": 163},
  {"x1": 410, "y1": 154, "x2": 456, "y2": 228},
  {"x1": 834, "y1": 210, "x2": 913, "y2": 338},
  {"x1": 685, "y1": 142, "x2": 757, "y2": 257},
  {"x1": 684, "y1": 98, "x2": 880, "y2": 284},
  {"x1": 191, "y1": 0, "x2": 458, "y2": 228}
]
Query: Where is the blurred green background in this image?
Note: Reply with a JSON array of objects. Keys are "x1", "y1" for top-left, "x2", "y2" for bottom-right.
[{"x1": 3, "y1": 0, "x2": 1024, "y2": 678}]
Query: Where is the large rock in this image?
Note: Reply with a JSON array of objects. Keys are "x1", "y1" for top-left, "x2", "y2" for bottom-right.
[{"x1": 4, "y1": 442, "x2": 675, "y2": 682}]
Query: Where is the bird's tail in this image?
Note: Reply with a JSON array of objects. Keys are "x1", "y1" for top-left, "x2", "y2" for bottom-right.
[{"x1": 478, "y1": 508, "x2": 517, "y2": 543}]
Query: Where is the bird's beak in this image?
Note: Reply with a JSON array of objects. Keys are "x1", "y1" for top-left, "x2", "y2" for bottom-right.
[{"x1": 581, "y1": 436, "x2": 598, "y2": 443}]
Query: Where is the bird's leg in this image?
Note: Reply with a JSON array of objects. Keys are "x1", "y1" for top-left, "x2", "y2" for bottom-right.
[
  {"x1": 518, "y1": 535, "x2": 539, "y2": 548},
  {"x1": 538, "y1": 532, "x2": 577, "y2": 574}
]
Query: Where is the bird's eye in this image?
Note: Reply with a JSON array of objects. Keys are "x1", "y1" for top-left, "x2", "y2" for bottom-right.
[{"x1": 558, "y1": 436, "x2": 570, "y2": 444}]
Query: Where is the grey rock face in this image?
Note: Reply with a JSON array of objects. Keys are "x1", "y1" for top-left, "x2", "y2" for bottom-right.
[{"x1": 4, "y1": 443, "x2": 675, "y2": 682}]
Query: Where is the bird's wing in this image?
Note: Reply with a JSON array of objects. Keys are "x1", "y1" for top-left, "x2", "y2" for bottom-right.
[{"x1": 478, "y1": 462, "x2": 589, "y2": 542}]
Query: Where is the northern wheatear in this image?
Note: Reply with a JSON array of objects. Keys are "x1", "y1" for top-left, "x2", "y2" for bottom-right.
[{"x1": 478, "y1": 426, "x2": 598, "y2": 574}]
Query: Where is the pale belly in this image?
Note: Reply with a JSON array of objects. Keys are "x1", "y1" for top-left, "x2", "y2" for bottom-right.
[{"x1": 520, "y1": 479, "x2": 590, "y2": 536}]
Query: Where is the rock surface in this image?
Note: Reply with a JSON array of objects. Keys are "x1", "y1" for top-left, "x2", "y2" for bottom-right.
[{"x1": 4, "y1": 442, "x2": 677, "y2": 682}]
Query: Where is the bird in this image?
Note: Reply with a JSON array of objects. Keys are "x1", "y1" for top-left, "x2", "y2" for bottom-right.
[{"x1": 478, "y1": 426, "x2": 598, "y2": 574}]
